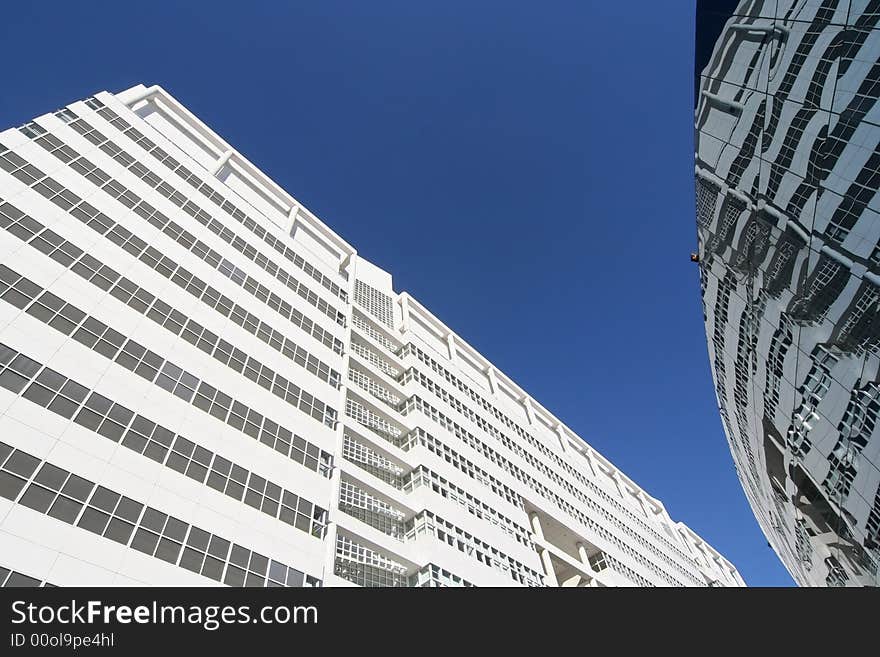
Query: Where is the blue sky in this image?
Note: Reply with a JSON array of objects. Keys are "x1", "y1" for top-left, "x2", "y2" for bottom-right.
[{"x1": 0, "y1": 1, "x2": 794, "y2": 585}]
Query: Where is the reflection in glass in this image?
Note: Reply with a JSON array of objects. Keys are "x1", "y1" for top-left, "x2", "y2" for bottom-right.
[{"x1": 695, "y1": 0, "x2": 880, "y2": 586}]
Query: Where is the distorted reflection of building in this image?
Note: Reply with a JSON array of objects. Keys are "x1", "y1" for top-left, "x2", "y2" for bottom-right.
[{"x1": 695, "y1": 0, "x2": 880, "y2": 586}]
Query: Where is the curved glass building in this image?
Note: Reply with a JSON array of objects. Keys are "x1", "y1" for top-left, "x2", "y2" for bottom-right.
[{"x1": 696, "y1": 0, "x2": 880, "y2": 586}]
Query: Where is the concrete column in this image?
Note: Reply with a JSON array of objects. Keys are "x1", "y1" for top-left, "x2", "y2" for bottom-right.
[
  {"x1": 485, "y1": 366, "x2": 498, "y2": 396},
  {"x1": 529, "y1": 512, "x2": 557, "y2": 586},
  {"x1": 400, "y1": 295, "x2": 411, "y2": 334},
  {"x1": 554, "y1": 424, "x2": 568, "y2": 453},
  {"x1": 529, "y1": 512, "x2": 545, "y2": 540},
  {"x1": 576, "y1": 542, "x2": 590, "y2": 566},
  {"x1": 446, "y1": 333, "x2": 457, "y2": 363},
  {"x1": 610, "y1": 471, "x2": 626, "y2": 499},
  {"x1": 288, "y1": 202, "x2": 301, "y2": 221},
  {"x1": 210, "y1": 149, "x2": 234, "y2": 176},
  {"x1": 322, "y1": 426, "x2": 342, "y2": 582},
  {"x1": 539, "y1": 548, "x2": 558, "y2": 587},
  {"x1": 321, "y1": 521, "x2": 338, "y2": 582},
  {"x1": 522, "y1": 396, "x2": 535, "y2": 425},
  {"x1": 581, "y1": 448, "x2": 598, "y2": 477},
  {"x1": 339, "y1": 251, "x2": 354, "y2": 278}
]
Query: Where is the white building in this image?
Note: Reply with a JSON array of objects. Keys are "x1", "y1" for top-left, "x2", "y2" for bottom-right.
[{"x1": 0, "y1": 85, "x2": 742, "y2": 587}]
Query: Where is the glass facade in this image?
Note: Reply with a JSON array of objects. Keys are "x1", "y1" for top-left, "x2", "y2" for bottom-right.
[{"x1": 695, "y1": 0, "x2": 880, "y2": 586}]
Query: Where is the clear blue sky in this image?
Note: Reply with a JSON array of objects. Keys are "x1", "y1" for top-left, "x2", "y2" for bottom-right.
[{"x1": 0, "y1": 1, "x2": 794, "y2": 586}]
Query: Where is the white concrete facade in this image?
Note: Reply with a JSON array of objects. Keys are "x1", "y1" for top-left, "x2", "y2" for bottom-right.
[{"x1": 0, "y1": 85, "x2": 743, "y2": 587}]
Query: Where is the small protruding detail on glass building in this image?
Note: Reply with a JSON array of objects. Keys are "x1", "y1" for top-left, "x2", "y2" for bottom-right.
[{"x1": 696, "y1": 0, "x2": 880, "y2": 586}]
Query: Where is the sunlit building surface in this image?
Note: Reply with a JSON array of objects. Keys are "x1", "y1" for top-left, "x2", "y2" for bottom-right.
[
  {"x1": 696, "y1": 0, "x2": 880, "y2": 586},
  {"x1": 0, "y1": 85, "x2": 742, "y2": 587}
]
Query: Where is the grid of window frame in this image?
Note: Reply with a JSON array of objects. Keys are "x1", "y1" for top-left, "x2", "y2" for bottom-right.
[
  {"x1": 338, "y1": 479, "x2": 406, "y2": 539},
  {"x1": 0, "y1": 263, "x2": 338, "y2": 440},
  {"x1": 399, "y1": 342, "x2": 697, "y2": 568},
  {"x1": 400, "y1": 427, "x2": 522, "y2": 508},
  {"x1": 695, "y1": 178, "x2": 720, "y2": 228},
  {"x1": 341, "y1": 434, "x2": 405, "y2": 489},
  {"x1": 402, "y1": 361, "x2": 689, "y2": 551},
  {"x1": 350, "y1": 339, "x2": 401, "y2": 378},
  {"x1": 405, "y1": 511, "x2": 544, "y2": 587},
  {"x1": 403, "y1": 465, "x2": 532, "y2": 546},
  {"x1": 0, "y1": 204, "x2": 340, "y2": 406},
  {"x1": 353, "y1": 280, "x2": 394, "y2": 328},
  {"x1": 351, "y1": 311, "x2": 401, "y2": 353},
  {"x1": 0, "y1": 566, "x2": 54, "y2": 587},
  {"x1": 82, "y1": 98, "x2": 347, "y2": 300},
  {"x1": 0, "y1": 143, "x2": 345, "y2": 354},
  {"x1": 348, "y1": 365, "x2": 401, "y2": 408},
  {"x1": 400, "y1": 424, "x2": 683, "y2": 585},
  {"x1": 0, "y1": 440, "x2": 320, "y2": 587},
  {"x1": 24, "y1": 116, "x2": 347, "y2": 327},
  {"x1": 400, "y1": 394, "x2": 695, "y2": 585},
  {"x1": 410, "y1": 564, "x2": 474, "y2": 588},
  {"x1": 0, "y1": 343, "x2": 329, "y2": 537},
  {"x1": 344, "y1": 397, "x2": 404, "y2": 444},
  {"x1": 333, "y1": 535, "x2": 407, "y2": 587}
]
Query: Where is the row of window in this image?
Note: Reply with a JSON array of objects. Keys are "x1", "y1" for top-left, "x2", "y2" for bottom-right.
[
  {"x1": 344, "y1": 397, "x2": 404, "y2": 445},
  {"x1": 350, "y1": 339, "x2": 401, "y2": 378},
  {"x1": 0, "y1": 195, "x2": 340, "y2": 405},
  {"x1": 341, "y1": 434, "x2": 405, "y2": 489},
  {"x1": 400, "y1": 395, "x2": 692, "y2": 586},
  {"x1": 0, "y1": 566, "x2": 54, "y2": 587},
  {"x1": 0, "y1": 142, "x2": 345, "y2": 355},
  {"x1": 353, "y1": 280, "x2": 394, "y2": 328},
  {"x1": 0, "y1": 441, "x2": 320, "y2": 587},
  {"x1": 346, "y1": 336, "x2": 691, "y2": 585},
  {"x1": 30, "y1": 112, "x2": 347, "y2": 328},
  {"x1": 403, "y1": 466, "x2": 532, "y2": 547},
  {"x1": 400, "y1": 343, "x2": 698, "y2": 572},
  {"x1": 0, "y1": 262, "x2": 336, "y2": 435},
  {"x1": 352, "y1": 319, "x2": 698, "y2": 579},
  {"x1": 0, "y1": 261, "x2": 337, "y2": 447},
  {"x1": 333, "y1": 559, "x2": 406, "y2": 588},
  {"x1": 339, "y1": 430, "x2": 532, "y2": 548},
  {"x1": 411, "y1": 564, "x2": 474, "y2": 588},
  {"x1": 0, "y1": 280, "x2": 333, "y2": 475},
  {"x1": 334, "y1": 541, "x2": 478, "y2": 588},
  {"x1": 347, "y1": 320, "x2": 680, "y2": 584},
  {"x1": 338, "y1": 479, "x2": 406, "y2": 539},
  {"x1": 351, "y1": 311, "x2": 401, "y2": 353},
  {"x1": 348, "y1": 365, "x2": 401, "y2": 408},
  {"x1": 83, "y1": 97, "x2": 347, "y2": 300},
  {"x1": 0, "y1": 342, "x2": 328, "y2": 539},
  {"x1": 400, "y1": 419, "x2": 681, "y2": 585},
  {"x1": 333, "y1": 535, "x2": 408, "y2": 587},
  {"x1": 400, "y1": 427, "x2": 522, "y2": 509},
  {"x1": 404, "y1": 511, "x2": 543, "y2": 587},
  {"x1": 410, "y1": 563, "x2": 474, "y2": 588}
]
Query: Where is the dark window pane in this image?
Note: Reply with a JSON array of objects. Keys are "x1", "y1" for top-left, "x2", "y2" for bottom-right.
[
  {"x1": 0, "y1": 471, "x2": 27, "y2": 500},
  {"x1": 47, "y1": 496, "x2": 82, "y2": 524},
  {"x1": 4, "y1": 451, "x2": 40, "y2": 478},
  {"x1": 103, "y1": 518, "x2": 134, "y2": 544},
  {"x1": 77, "y1": 507, "x2": 110, "y2": 534},
  {"x1": 19, "y1": 484, "x2": 55, "y2": 513}
]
